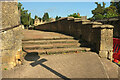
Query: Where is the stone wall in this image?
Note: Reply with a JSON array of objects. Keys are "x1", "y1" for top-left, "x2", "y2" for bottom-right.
[
  {"x1": 0, "y1": 1, "x2": 23, "y2": 69},
  {"x1": 1, "y1": 2, "x2": 20, "y2": 29},
  {"x1": 96, "y1": 17, "x2": 120, "y2": 38},
  {"x1": 35, "y1": 17, "x2": 114, "y2": 59}
]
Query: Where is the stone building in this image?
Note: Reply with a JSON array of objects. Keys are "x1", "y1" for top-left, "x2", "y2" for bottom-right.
[{"x1": 34, "y1": 18, "x2": 41, "y2": 26}]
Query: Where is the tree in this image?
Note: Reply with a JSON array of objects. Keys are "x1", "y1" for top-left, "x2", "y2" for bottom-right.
[
  {"x1": 91, "y1": 2, "x2": 118, "y2": 20},
  {"x1": 42, "y1": 12, "x2": 50, "y2": 22},
  {"x1": 18, "y1": 2, "x2": 22, "y2": 10},
  {"x1": 38, "y1": 17, "x2": 41, "y2": 21},
  {"x1": 55, "y1": 16, "x2": 61, "y2": 20},
  {"x1": 92, "y1": 2, "x2": 106, "y2": 20},
  {"x1": 104, "y1": 5, "x2": 118, "y2": 18},
  {"x1": 18, "y1": 2, "x2": 34, "y2": 28},
  {"x1": 35, "y1": 15, "x2": 38, "y2": 19},
  {"x1": 111, "y1": 1, "x2": 120, "y2": 14},
  {"x1": 68, "y1": 13, "x2": 81, "y2": 18}
]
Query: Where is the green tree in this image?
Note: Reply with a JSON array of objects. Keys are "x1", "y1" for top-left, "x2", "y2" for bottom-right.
[
  {"x1": 18, "y1": 2, "x2": 22, "y2": 10},
  {"x1": 35, "y1": 15, "x2": 38, "y2": 19},
  {"x1": 104, "y1": 5, "x2": 118, "y2": 18},
  {"x1": 111, "y1": 1, "x2": 120, "y2": 15},
  {"x1": 18, "y1": 2, "x2": 34, "y2": 28},
  {"x1": 42, "y1": 12, "x2": 50, "y2": 22},
  {"x1": 38, "y1": 17, "x2": 41, "y2": 21},
  {"x1": 68, "y1": 13, "x2": 81, "y2": 18},
  {"x1": 92, "y1": 2, "x2": 106, "y2": 20},
  {"x1": 55, "y1": 16, "x2": 61, "y2": 20},
  {"x1": 91, "y1": 2, "x2": 118, "y2": 20}
]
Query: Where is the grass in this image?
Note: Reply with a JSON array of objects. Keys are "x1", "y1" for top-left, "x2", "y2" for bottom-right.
[
  {"x1": 4, "y1": 68, "x2": 7, "y2": 70},
  {"x1": 82, "y1": 50, "x2": 86, "y2": 52}
]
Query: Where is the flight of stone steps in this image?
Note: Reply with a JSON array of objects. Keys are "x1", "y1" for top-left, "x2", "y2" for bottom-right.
[{"x1": 22, "y1": 36, "x2": 91, "y2": 55}]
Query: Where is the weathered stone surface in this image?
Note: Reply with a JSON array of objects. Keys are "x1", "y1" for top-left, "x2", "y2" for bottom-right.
[
  {"x1": 2, "y1": 52, "x2": 118, "y2": 78},
  {"x1": 1, "y1": 2, "x2": 20, "y2": 29},
  {"x1": 35, "y1": 17, "x2": 114, "y2": 59},
  {"x1": 0, "y1": 2, "x2": 23, "y2": 69},
  {"x1": 0, "y1": 25, "x2": 23, "y2": 69}
]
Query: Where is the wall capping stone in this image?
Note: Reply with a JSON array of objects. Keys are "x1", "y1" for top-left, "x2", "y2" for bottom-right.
[
  {"x1": 58, "y1": 17, "x2": 67, "y2": 21},
  {"x1": 67, "y1": 17, "x2": 74, "y2": 20},
  {"x1": 82, "y1": 21, "x2": 102, "y2": 25}
]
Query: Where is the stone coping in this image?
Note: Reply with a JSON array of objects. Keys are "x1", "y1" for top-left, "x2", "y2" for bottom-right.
[
  {"x1": 36, "y1": 17, "x2": 114, "y2": 29},
  {"x1": 92, "y1": 24, "x2": 114, "y2": 29},
  {"x1": 0, "y1": 24, "x2": 22, "y2": 33}
]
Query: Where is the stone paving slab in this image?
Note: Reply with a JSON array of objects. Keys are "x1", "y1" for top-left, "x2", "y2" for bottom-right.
[{"x1": 2, "y1": 52, "x2": 118, "y2": 79}]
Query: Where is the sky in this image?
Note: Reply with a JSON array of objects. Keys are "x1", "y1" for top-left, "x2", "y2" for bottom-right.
[{"x1": 20, "y1": 2, "x2": 110, "y2": 19}]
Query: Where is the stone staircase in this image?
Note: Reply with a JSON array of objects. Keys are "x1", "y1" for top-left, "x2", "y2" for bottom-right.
[{"x1": 22, "y1": 35, "x2": 91, "y2": 55}]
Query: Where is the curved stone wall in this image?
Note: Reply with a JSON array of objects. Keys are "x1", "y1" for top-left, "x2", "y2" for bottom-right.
[{"x1": 35, "y1": 17, "x2": 114, "y2": 60}]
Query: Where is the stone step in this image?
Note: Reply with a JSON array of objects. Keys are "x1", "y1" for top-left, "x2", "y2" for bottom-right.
[
  {"x1": 22, "y1": 39, "x2": 79, "y2": 44},
  {"x1": 23, "y1": 43, "x2": 81, "y2": 49},
  {"x1": 22, "y1": 37, "x2": 74, "y2": 41},
  {"x1": 23, "y1": 47, "x2": 91, "y2": 55}
]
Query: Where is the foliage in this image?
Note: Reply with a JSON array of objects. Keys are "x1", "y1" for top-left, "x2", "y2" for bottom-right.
[
  {"x1": 92, "y1": 2, "x2": 106, "y2": 20},
  {"x1": 68, "y1": 13, "x2": 81, "y2": 18},
  {"x1": 38, "y1": 17, "x2": 41, "y2": 21},
  {"x1": 42, "y1": 12, "x2": 50, "y2": 22},
  {"x1": 4, "y1": 68, "x2": 7, "y2": 70},
  {"x1": 35, "y1": 15, "x2": 38, "y2": 19},
  {"x1": 18, "y1": 2, "x2": 34, "y2": 28},
  {"x1": 94, "y1": 14, "x2": 104, "y2": 20},
  {"x1": 111, "y1": 1, "x2": 120, "y2": 14},
  {"x1": 55, "y1": 16, "x2": 61, "y2": 20},
  {"x1": 104, "y1": 5, "x2": 118, "y2": 18},
  {"x1": 18, "y1": 2, "x2": 22, "y2": 10},
  {"x1": 91, "y1": 2, "x2": 118, "y2": 20}
]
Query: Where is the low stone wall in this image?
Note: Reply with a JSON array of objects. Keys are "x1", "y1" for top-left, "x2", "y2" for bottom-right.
[{"x1": 35, "y1": 17, "x2": 114, "y2": 59}]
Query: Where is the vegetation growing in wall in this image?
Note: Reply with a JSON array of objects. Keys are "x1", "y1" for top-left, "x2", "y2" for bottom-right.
[{"x1": 68, "y1": 13, "x2": 81, "y2": 18}]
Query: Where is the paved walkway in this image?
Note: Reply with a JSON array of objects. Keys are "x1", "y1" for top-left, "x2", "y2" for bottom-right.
[
  {"x1": 2, "y1": 52, "x2": 118, "y2": 79},
  {"x1": 2, "y1": 30, "x2": 119, "y2": 79}
]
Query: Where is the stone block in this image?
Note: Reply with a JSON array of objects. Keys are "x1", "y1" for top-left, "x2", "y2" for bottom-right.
[
  {"x1": 99, "y1": 50, "x2": 108, "y2": 58},
  {"x1": 2, "y1": 2, "x2": 20, "y2": 29},
  {"x1": 0, "y1": 29, "x2": 14, "y2": 50}
]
